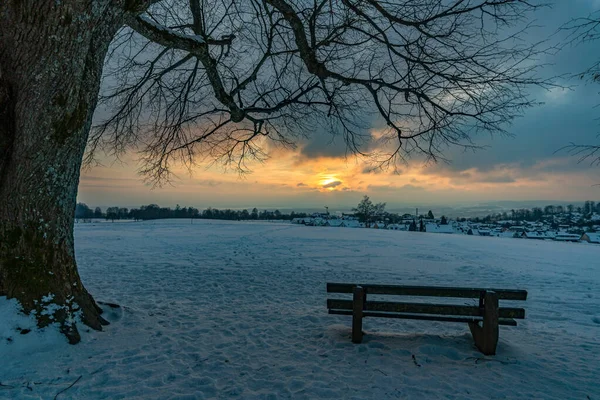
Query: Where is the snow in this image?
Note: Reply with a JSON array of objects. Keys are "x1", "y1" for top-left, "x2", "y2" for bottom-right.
[
  {"x1": 584, "y1": 232, "x2": 600, "y2": 243},
  {"x1": 1, "y1": 219, "x2": 599, "y2": 399},
  {"x1": 0, "y1": 298, "x2": 69, "y2": 359},
  {"x1": 425, "y1": 223, "x2": 455, "y2": 234}
]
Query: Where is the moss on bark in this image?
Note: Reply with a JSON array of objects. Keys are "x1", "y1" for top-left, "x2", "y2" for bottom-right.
[
  {"x1": 0, "y1": 0, "x2": 144, "y2": 344},
  {"x1": 0, "y1": 221, "x2": 107, "y2": 344}
]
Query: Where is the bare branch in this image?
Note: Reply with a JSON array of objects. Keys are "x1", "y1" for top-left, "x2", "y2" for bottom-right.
[
  {"x1": 559, "y1": 9, "x2": 600, "y2": 171},
  {"x1": 92, "y1": 0, "x2": 554, "y2": 184},
  {"x1": 557, "y1": 142, "x2": 600, "y2": 167}
]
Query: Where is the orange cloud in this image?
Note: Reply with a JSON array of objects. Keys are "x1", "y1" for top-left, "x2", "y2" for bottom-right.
[{"x1": 78, "y1": 143, "x2": 600, "y2": 209}]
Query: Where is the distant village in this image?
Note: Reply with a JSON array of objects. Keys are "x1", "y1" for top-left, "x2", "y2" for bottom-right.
[
  {"x1": 290, "y1": 204, "x2": 600, "y2": 245},
  {"x1": 76, "y1": 199, "x2": 600, "y2": 245}
]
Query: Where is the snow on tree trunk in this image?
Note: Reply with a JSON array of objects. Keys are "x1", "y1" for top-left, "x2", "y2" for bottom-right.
[{"x1": 0, "y1": 1, "x2": 129, "y2": 343}]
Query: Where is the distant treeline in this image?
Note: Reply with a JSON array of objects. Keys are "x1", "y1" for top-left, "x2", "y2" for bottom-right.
[
  {"x1": 76, "y1": 202, "x2": 427, "y2": 224},
  {"x1": 76, "y1": 200, "x2": 600, "y2": 225},
  {"x1": 75, "y1": 203, "x2": 310, "y2": 221}
]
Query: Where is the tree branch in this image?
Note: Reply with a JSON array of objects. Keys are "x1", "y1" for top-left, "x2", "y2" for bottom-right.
[{"x1": 94, "y1": 0, "x2": 552, "y2": 184}]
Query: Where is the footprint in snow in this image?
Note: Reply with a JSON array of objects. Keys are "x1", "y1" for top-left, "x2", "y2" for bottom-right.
[{"x1": 98, "y1": 301, "x2": 124, "y2": 323}]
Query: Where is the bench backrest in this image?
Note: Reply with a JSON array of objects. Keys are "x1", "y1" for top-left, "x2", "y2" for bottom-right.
[
  {"x1": 326, "y1": 282, "x2": 527, "y2": 319},
  {"x1": 327, "y1": 283, "x2": 527, "y2": 300}
]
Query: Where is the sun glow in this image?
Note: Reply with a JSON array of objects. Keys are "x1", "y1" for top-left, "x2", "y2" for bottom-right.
[
  {"x1": 316, "y1": 173, "x2": 343, "y2": 191},
  {"x1": 77, "y1": 142, "x2": 600, "y2": 209},
  {"x1": 319, "y1": 177, "x2": 337, "y2": 186}
]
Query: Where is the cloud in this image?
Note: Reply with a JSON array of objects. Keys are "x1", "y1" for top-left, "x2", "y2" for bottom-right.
[
  {"x1": 478, "y1": 175, "x2": 516, "y2": 183},
  {"x1": 367, "y1": 183, "x2": 427, "y2": 193},
  {"x1": 455, "y1": 170, "x2": 516, "y2": 184},
  {"x1": 191, "y1": 179, "x2": 223, "y2": 187},
  {"x1": 79, "y1": 175, "x2": 145, "y2": 189},
  {"x1": 297, "y1": 182, "x2": 307, "y2": 187},
  {"x1": 544, "y1": 87, "x2": 571, "y2": 104},
  {"x1": 322, "y1": 180, "x2": 342, "y2": 188},
  {"x1": 81, "y1": 176, "x2": 138, "y2": 182},
  {"x1": 361, "y1": 166, "x2": 385, "y2": 174},
  {"x1": 296, "y1": 114, "x2": 378, "y2": 160},
  {"x1": 299, "y1": 135, "x2": 349, "y2": 159},
  {"x1": 399, "y1": 184, "x2": 427, "y2": 191}
]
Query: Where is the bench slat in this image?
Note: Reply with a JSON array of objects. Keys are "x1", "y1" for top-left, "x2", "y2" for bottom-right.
[
  {"x1": 327, "y1": 299, "x2": 525, "y2": 319},
  {"x1": 327, "y1": 283, "x2": 527, "y2": 300},
  {"x1": 328, "y1": 309, "x2": 518, "y2": 326}
]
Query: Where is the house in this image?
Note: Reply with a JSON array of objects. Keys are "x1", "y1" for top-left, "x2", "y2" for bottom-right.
[
  {"x1": 554, "y1": 233, "x2": 582, "y2": 242},
  {"x1": 522, "y1": 231, "x2": 555, "y2": 240},
  {"x1": 582, "y1": 232, "x2": 600, "y2": 244},
  {"x1": 314, "y1": 218, "x2": 328, "y2": 226},
  {"x1": 291, "y1": 217, "x2": 312, "y2": 225},
  {"x1": 496, "y1": 231, "x2": 518, "y2": 238},
  {"x1": 425, "y1": 223, "x2": 454, "y2": 234},
  {"x1": 387, "y1": 223, "x2": 407, "y2": 231},
  {"x1": 508, "y1": 226, "x2": 527, "y2": 234},
  {"x1": 312, "y1": 212, "x2": 329, "y2": 219},
  {"x1": 343, "y1": 220, "x2": 362, "y2": 228},
  {"x1": 326, "y1": 219, "x2": 345, "y2": 228}
]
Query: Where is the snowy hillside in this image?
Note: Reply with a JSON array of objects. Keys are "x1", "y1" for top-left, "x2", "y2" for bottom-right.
[{"x1": 1, "y1": 219, "x2": 599, "y2": 399}]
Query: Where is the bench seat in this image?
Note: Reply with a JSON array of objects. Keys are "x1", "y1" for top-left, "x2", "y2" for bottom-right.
[{"x1": 328, "y1": 309, "x2": 518, "y2": 326}]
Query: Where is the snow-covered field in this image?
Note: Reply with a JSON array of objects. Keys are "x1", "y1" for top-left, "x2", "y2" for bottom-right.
[{"x1": 1, "y1": 219, "x2": 599, "y2": 399}]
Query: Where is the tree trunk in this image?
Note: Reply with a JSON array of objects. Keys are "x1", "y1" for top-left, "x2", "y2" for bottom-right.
[{"x1": 0, "y1": 1, "x2": 129, "y2": 344}]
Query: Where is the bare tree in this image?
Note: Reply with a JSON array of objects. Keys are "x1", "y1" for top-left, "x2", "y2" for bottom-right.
[
  {"x1": 91, "y1": 0, "x2": 553, "y2": 183},
  {"x1": 352, "y1": 195, "x2": 384, "y2": 227},
  {"x1": 1, "y1": 0, "x2": 550, "y2": 343},
  {"x1": 560, "y1": 9, "x2": 600, "y2": 167}
]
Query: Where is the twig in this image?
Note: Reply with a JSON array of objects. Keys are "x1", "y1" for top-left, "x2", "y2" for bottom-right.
[
  {"x1": 0, "y1": 382, "x2": 15, "y2": 389},
  {"x1": 97, "y1": 301, "x2": 121, "y2": 309},
  {"x1": 412, "y1": 354, "x2": 421, "y2": 367},
  {"x1": 465, "y1": 357, "x2": 517, "y2": 365},
  {"x1": 53, "y1": 375, "x2": 82, "y2": 400}
]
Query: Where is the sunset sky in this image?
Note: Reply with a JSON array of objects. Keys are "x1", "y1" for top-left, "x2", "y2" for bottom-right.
[{"x1": 78, "y1": 1, "x2": 600, "y2": 211}]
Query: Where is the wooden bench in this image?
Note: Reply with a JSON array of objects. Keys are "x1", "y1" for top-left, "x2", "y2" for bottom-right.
[{"x1": 326, "y1": 282, "x2": 527, "y2": 355}]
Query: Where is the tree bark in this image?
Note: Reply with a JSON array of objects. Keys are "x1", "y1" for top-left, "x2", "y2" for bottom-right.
[{"x1": 0, "y1": 1, "x2": 130, "y2": 343}]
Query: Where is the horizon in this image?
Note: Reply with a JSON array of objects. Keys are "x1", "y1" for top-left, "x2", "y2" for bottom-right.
[{"x1": 78, "y1": 199, "x2": 599, "y2": 219}]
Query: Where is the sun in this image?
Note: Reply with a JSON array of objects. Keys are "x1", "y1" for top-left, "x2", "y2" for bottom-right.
[
  {"x1": 320, "y1": 177, "x2": 337, "y2": 186},
  {"x1": 316, "y1": 174, "x2": 343, "y2": 191}
]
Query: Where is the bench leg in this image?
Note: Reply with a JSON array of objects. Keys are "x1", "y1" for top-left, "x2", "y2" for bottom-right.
[
  {"x1": 468, "y1": 291, "x2": 499, "y2": 355},
  {"x1": 352, "y1": 286, "x2": 364, "y2": 343}
]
